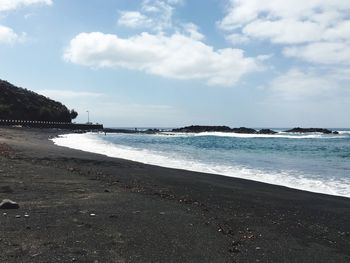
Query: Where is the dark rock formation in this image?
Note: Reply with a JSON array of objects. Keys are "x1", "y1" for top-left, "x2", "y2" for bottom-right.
[
  {"x1": 103, "y1": 128, "x2": 138, "y2": 134},
  {"x1": 172, "y1": 125, "x2": 233, "y2": 133},
  {"x1": 145, "y1": 129, "x2": 160, "y2": 134},
  {"x1": 231, "y1": 127, "x2": 257, "y2": 134},
  {"x1": 171, "y1": 126, "x2": 279, "y2": 134},
  {"x1": 285, "y1": 127, "x2": 334, "y2": 134},
  {"x1": 258, "y1": 129, "x2": 278, "y2": 134}
]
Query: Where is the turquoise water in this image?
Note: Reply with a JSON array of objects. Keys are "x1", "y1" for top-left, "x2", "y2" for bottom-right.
[{"x1": 53, "y1": 130, "x2": 350, "y2": 197}]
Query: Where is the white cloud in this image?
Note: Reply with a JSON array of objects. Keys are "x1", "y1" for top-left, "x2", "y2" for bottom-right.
[
  {"x1": 118, "y1": 0, "x2": 183, "y2": 31},
  {"x1": 323, "y1": 20, "x2": 350, "y2": 42},
  {"x1": 24, "y1": 12, "x2": 35, "y2": 19},
  {"x1": 0, "y1": 0, "x2": 52, "y2": 12},
  {"x1": 182, "y1": 23, "x2": 204, "y2": 41},
  {"x1": 268, "y1": 68, "x2": 337, "y2": 100},
  {"x1": 226, "y1": 33, "x2": 249, "y2": 44},
  {"x1": 257, "y1": 54, "x2": 273, "y2": 61},
  {"x1": 330, "y1": 68, "x2": 350, "y2": 81},
  {"x1": 0, "y1": 0, "x2": 52, "y2": 45},
  {"x1": 219, "y1": 0, "x2": 350, "y2": 32},
  {"x1": 219, "y1": 0, "x2": 350, "y2": 65},
  {"x1": 284, "y1": 42, "x2": 350, "y2": 65},
  {"x1": 166, "y1": 0, "x2": 184, "y2": 5},
  {"x1": 0, "y1": 25, "x2": 25, "y2": 44},
  {"x1": 260, "y1": 67, "x2": 350, "y2": 127},
  {"x1": 242, "y1": 19, "x2": 323, "y2": 44},
  {"x1": 64, "y1": 31, "x2": 259, "y2": 86},
  {"x1": 117, "y1": 11, "x2": 152, "y2": 28}
]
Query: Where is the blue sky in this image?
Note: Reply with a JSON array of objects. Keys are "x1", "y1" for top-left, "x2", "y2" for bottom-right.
[{"x1": 0, "y1": 0, "x2": 349, "y2": 127}]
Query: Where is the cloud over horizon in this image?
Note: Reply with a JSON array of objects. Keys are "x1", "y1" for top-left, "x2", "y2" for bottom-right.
[
  {"x1": 37, "y1": 88, "x2": 183, "y2": 126},
  {"x1": 267, "y1": 68, "x2": 335, "y2": 100}
]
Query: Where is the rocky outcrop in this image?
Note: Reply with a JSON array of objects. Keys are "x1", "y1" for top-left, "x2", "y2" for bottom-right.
[
  {"x1": 285, "y1": 128, "x2": 336, "y2": 134},
  {"x1": 258, "y1": 129, "x2": 277, "y2": 134},
  {"x1": 172, "y1": 125, "x2": 233, "y2": 133},
  {"x1": 171, "y1": 126, "x2": 340, "y2": 135},
  {"x1": 231, "y1": 127, "x2": 257, "y2": 134},
  {"x1": 172, "y1": 126, "x2": 279, "y2": 134},
  {"x1": 145, "y1": 129, "x2": 160, "y2": 134}
]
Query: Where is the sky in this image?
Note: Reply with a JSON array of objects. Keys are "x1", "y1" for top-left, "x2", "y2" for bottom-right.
[{"x1": 0, "y1": 0, "x2": 349, "y2": 128}]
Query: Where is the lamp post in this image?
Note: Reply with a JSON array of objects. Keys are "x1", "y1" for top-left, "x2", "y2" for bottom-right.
[{"x1": 86, "y1": 110, "x2": 90, "y2": 124}]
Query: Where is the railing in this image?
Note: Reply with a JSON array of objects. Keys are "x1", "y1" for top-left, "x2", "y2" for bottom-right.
[{"x1": 0, "y1": 119, "x2": 103, "y2": 130}]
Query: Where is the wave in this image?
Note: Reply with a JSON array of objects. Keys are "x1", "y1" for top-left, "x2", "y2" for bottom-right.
[
  {"x1": 52, "y1": 133, "x2": 350, "y2": 198},
  {"x1": 338, "y1": 130, "x2": 350, "y2": 135},
  {"x1": 159, "y1": 131, "x2": 347, "y2": 139}
]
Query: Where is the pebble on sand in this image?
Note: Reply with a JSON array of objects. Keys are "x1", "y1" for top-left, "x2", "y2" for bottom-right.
[{"x1": 0, "y1": 199, "x2": 19, "y2": 209}]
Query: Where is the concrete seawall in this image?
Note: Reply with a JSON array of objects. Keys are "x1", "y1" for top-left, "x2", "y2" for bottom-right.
[{"x1": 0, "y1": 119, "x2": 103, "y2": 130}]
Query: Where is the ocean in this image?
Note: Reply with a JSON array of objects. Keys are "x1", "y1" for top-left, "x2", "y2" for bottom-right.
[{"x1": 52, "y1": 129, "x2": 350, "y2": 198}]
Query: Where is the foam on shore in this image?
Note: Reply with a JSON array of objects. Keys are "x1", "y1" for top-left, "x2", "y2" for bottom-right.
[{"x1": 159, "y1": 131, "x2": 346, "y2": 139}]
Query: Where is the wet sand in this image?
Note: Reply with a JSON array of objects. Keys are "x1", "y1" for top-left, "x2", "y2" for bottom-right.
[{"x1": 0, "y1": 127, "x2": 349, "y2": 262}]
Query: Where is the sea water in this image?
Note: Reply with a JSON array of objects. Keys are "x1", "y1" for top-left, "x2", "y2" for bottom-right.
[{"x1": 52, "y1": 130, "x2": 350, "y2": 198}]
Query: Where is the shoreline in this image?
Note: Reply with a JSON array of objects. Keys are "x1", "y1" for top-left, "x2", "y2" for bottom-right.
[
  {"x1": 1, "y1": 127, "x2": 349, "y2": 262},
  {"x1": 53, "y1": 132, "x2": 350, "y2": 199}
]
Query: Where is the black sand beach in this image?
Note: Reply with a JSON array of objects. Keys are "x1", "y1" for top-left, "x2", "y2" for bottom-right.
[{"x1": 0, "y1": 127, "x2": 349, "y2": 262}]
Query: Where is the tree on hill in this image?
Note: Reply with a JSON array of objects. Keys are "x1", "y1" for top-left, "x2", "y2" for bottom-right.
[{"x1": 70, "y1": 109, "x2": 78, "y2": 120}]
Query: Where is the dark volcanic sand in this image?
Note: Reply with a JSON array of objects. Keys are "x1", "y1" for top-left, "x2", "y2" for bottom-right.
[{"x1": 0, "y1": 127, "x2": 349, "y2": 263}]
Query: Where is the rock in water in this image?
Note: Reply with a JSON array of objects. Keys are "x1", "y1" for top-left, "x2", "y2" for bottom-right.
[
  {"x1": 284, "y1": 127, "x2": 334, "y2": 134},
  {"x1": 258, "y1": 129, "x2": 277, "y2": 134},
  {"x1": 171, "y1": 125, "x2": 259, "y2": 134},
  {"x1": 172, "y1": 125, "x2": 233, "y2": 133},
  {"x1": 0, "y1": 199, "x2": 19, "y2": 209},
  {"x1": 231, "y1": 127, "x2": 257, "y2": 134}
]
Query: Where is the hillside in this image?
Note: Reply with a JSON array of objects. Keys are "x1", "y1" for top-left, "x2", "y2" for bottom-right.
[{"x1": 0, "y1": 79, "x2": 77, "y2": 122}]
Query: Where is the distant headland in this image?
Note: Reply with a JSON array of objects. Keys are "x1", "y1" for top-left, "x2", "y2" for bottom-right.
[
  {"x1": 0, "y1": 79, "x2": 102, "y2": 130},
  {"x1": 0, "y1": 79, "x2": 77, "y2": 122}
]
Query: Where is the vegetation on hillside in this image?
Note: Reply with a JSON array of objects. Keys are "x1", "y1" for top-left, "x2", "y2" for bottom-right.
[{"x1": 0, "y1": 79, "x2": 78, "y2": 122}]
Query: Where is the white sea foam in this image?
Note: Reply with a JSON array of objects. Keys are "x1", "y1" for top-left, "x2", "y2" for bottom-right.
[
  {"x1": 52, "y1": 133, "x2": 350, "y2": 198},
  {"x1": 338, "y1": 130, "x2": 350, "y2": 135},
  {"x1": 159, "y1": 131, "x2": 346, "y2": 139}
]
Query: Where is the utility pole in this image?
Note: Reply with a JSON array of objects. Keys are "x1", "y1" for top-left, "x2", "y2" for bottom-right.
[{"x1": 86, "y1": 110, "x2": 90, "y2": 124}]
